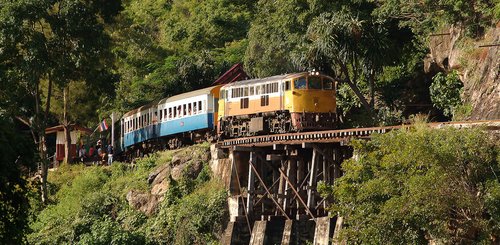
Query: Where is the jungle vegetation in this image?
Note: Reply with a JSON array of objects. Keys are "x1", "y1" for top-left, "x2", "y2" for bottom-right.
[{"x1": 0, "y1": 0, "x2": 498, "y2": 244}]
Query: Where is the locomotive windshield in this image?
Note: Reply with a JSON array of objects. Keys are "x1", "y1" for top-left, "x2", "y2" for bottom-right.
[
  {"x1": 294, "y1": 77, "x2": 307, "y2": 89},
  {"x1": 308, "y1": 76, "x2": 322, "y2": 89},
  {"x1": 323, "y1": 78, "x2": 334, "y2": 90}
]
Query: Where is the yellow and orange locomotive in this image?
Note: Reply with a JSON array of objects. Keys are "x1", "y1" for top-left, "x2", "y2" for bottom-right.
[{"x1": 218, "y1": 71, "x2": 336, "y2": 138}]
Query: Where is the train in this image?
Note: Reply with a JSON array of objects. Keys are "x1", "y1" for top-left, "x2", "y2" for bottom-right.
[{"x1": 114, "y1": 71, "x2": 337, "y2": 158}]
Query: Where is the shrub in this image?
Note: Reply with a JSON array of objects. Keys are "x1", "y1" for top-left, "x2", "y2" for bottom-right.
[
  {"x1": 430, "y1": 71, "x2": 463, "y2": 117},
  {"x1": 329, "y1": 126, "x2": 500, "y2": 244}
]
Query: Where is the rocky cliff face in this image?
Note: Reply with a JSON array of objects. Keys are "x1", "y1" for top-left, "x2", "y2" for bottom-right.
[
  {"x1": 425, "y1": 23, "x2": 499, "y2": 120},
  {"x1": 126, "y1": 145, "x2": 210, "y2": 215}
]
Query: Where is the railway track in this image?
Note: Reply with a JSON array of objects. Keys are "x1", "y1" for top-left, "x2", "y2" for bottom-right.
[{"x1": 218, "y1": 119, "x2": 500, "y2": 148}]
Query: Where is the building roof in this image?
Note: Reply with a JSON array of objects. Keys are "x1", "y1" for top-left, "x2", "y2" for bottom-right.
[
  {"x1": 212, "y1": 63, "x2": 248, "y2": 85},
  {"x1": 45, "y1": 124, "x2": 92, "y2": 134}
]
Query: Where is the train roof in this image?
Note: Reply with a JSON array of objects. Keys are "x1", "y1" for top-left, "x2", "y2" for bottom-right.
[
  {"x1": 220, "y1": 72, "x2": 309, "y2": 88},
  {"x1": 158, "y1": 86, "x2": 219, "y2": 105},
  {"x1": 122, "y1": 100, "x2": 159, "y2": 118}
]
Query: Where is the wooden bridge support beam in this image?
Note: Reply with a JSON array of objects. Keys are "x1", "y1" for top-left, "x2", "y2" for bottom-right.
[
  {"x1": 246, "y1": 151, "x2": 256, "y2": 217},
  {"x1": 307, "y1": 148, "x2": 318, "y2": 211}
]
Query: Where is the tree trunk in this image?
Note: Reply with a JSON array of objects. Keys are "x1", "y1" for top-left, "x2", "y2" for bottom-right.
[
  {"x1": 369, "y1": 69, "x2": 375, "y2": 109},
  {"x1": 63, "y1": 86, "x2": 72, "y2": 164},
  {"x1": 335, "y1": 62, "x2": 373, "y2": 113},
  {"x1": 34, "y1": 78, "x2": 52, "y2": 204},
  {"x1": 38, "y1": 135, "x2": 49, "y2": 203}
]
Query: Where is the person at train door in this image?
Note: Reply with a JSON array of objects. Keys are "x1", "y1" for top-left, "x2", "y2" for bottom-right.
[{"x1": 107, "y1": 143, "x2": 113, "y2": 165}]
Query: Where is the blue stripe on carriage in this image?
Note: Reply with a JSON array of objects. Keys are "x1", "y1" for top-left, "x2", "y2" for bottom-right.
[
  {"x1": 124, "y1": 124, "x2": 157, "y2": 148},
  {"x1": 123, "y1": 113, "x2": 213, "y2": 149},
  {"x1": 158, "y1": 113, "x2": 213, "y2": 137}
]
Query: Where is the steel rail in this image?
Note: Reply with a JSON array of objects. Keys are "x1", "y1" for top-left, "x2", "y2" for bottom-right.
[{"x1": 218, "y1": 120, "x2": 500, "y2": 148}]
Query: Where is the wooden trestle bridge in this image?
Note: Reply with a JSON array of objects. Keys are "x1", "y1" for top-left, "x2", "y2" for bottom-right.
[{"x1": 216, "y1": 120, "x2": 500, "y2": 245}]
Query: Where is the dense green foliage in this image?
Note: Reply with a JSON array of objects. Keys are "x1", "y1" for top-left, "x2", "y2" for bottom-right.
[
  {"x1": 112, "y1": 0, "x2": 253, "y2": 110},
  {"x1": 0, "y1": 117, "x2": 35, "y2": 244},
  {"x1": 324, "y1": 126, "x2": 500, "y2": 244},
  {"x1": 430, "y1": 71, "x2": 464, "y2": 117},
  {"x1": 0, "y1": 0, "x2": 498, "y2": 243},
  {"x1": 28, "y1": 145, "x2": 227, "y2": 245}
]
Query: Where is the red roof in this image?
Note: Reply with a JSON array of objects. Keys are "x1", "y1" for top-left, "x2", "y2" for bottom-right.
[{"x1": 212, "y1": 63, "x2": 248, "y2": 85}]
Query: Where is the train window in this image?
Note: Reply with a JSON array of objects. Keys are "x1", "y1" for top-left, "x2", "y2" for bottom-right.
[
  {"x1": 250, "y1": 86, "x2": 254, "y2": 95},
  {"x1": 256, "y1": 85, "x2": 261, "y2": 95},
  {"x1": 159, "y1": 110, "x2": 163, "y2": 121},
  {"x1": 285, "y1": 81, "x2": 291, "y2": 91},
  {"x1": 193, "y1": 102, "x2": 197, "y2": 114},
  {"x1": 240, "y1": 98, "x2": 249, "y2": 109},
  {"x1": 272, "y1": 83, "x2": 278, "y2": 93},
  {"x1": 198, "y1": 101, "x2": 202, "y2": 111},
  {"x1": 266, "y1": 84, "x2": 271, "y2": 94},
  {"x1": 294, "y1": 77, "x2": 307, "y2": 89},
  {"x1": 244, "y1": 87, "x2": 249, "y2": 96},
  {"x1": 188, "y1": 104, "x2": 192, "y2": 115},
  {"x1": 323, "y1": 79, "x2": 334, "y2": 90},
  {"x1": 308, "y1": 76, "x2": 322, "y2": 89},
  {"x1": 261, "y1": 95, "x2": 269, "y2": 106}
]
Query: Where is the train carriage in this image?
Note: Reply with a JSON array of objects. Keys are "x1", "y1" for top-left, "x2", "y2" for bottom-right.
[
  {"x1": 121, "y1": 102, "x2": 158, "y2": 149},
  {"x1": 155, "y1": 86, "x2": 221, "y2": 147},
  {"x1": 218, "y1": 72, "x2": 336, "y2": 138}
]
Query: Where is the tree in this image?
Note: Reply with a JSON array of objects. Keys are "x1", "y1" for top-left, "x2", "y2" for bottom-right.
[
  {"x1": 0, "y1": 116, "x2": 35, "y2": 244},
  {"x1": 325, "y1": 126, "x2": 500, "y2": 244},
  {"x1": 244, "y1": 0, "x2": 318, "y2": 77},
  {"x1": 245, "y1": 0, "x2": 416, "y2": 120},
  {"x1": 111, "y1": 0, "x2": 253, "y2": 111},
  {"x1": 0, "y1": 0, "x2": 120, "y2": 202},
  {"x1": 429, "y1": 71, "x2": 463, "y2": 118}
]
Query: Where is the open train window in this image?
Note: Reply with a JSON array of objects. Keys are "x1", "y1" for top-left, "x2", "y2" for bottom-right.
[
  {"x1": 198, "y1": 101, "x2": 202, "y2": 112},
  {"x1": 193, "y1": 102, "x2": 197, "y2": 114},
  {"x1": 250, "y1": 86, "x2": 255, "y2": 95},
  {"x1": 308, "y1": 76, "x2": 322, "y2": 89},
  {"x1": 272, "y1": 83, "x2": 278, "y2": 93},
  {"x1": 256, "y1": 85, "x2": 261, "y2": 95},
  {"x1": 323, "y1": 79, "x2": 334, "y2": 90},
  {"x1": 261, "y1": 95, "x2": 269, "y2": 106},
  {"x1": 244, "y1": 87, "x2": 249, "y2": 96},
  {"x1": 188, "y1": 104, "x2": 192, "y2": 115},
  {"x1": 294, "y1": 77, "x2": 307, "y2": 89},
  {"x1": 285, "y1": 81, "x2": 291, "y2": 91},
  {"x1": 240, "y1": 98, "x2": 249, "y2": 109}
]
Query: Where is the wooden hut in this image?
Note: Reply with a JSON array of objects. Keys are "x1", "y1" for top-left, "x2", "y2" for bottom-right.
[{"x1": 45, "y1": 125, "x2": 92, "y2": 162}]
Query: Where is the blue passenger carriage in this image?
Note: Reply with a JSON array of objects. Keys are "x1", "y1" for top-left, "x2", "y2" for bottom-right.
[
  {"x1": 121, "y1": 102, "x2": 158, "y2": 149},
  {"x1": 156, "y1": 86, "x2": 220, "y2": 148},
  {"x1": 118, "y1": 86, "x2": 221, "y2": 155}
]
